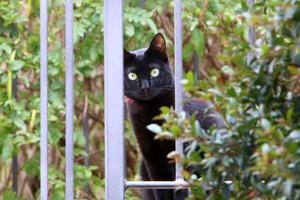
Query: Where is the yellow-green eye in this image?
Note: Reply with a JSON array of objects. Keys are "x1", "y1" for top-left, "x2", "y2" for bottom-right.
[
  {"x1": 150, "y1": 68, "x2": 159, "y2": 77},
  {"x1": 128, "y1": 72, "x2": 137, "y2": 80}
]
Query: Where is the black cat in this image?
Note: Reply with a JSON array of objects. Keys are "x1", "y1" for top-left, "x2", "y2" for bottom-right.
[{"x1": 124, "y1": 33, "x2": 224, "y2": 200}]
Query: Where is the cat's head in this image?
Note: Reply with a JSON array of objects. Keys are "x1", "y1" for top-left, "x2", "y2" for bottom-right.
[{"x1": 124, "y1": 33, "x2": 174, "y2": 101}]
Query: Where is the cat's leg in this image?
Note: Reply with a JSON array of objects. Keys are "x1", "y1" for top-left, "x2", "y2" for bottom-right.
[
  {"x1": 140, "y1": 160, "x2": 156, "y2": 200},
  {"x1": 143, "y1": 158, "x2": 175, "y2": 200},
  {"x1": 153, "y1": 189, "x2": 174, "y2": 200},
  {"x1": 174, "y1": 189, "x2": 188, "y2": 200}
]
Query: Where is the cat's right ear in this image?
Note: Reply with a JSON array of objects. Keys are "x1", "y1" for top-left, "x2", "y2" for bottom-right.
[
  {"x1": 146, "y1": 33, "x2": 168, "y2": 61},
  {"x1": 124, "y1": 49, "x2": 135, "y2": 64}
]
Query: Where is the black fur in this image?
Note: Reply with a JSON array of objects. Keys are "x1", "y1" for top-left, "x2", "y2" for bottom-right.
[{"x1": 124, "y1": 33, "x2": 224, "y2": 200}]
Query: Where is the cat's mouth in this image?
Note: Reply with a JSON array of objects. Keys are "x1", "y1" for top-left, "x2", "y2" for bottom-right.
[
  {"x1": 126, "y1": 90, "x2": 157, "y2": 101},
  {"x1": 138, "y1": 91, "x2": 155, "y2": 100},
  {"x1": 125, "y1": 88, "x2": 172, "y2": 101},
  {"x1": 125, "y1": 89, "x2": 165, "y2": 101}
]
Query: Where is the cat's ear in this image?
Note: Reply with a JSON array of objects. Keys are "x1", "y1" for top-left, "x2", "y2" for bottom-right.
[
  {"x1": 146, "y1": 33, "x2": 168, "y2": 61},
  {"x1": 124, "y1": 48, "x2": 134, "y2": 63}
]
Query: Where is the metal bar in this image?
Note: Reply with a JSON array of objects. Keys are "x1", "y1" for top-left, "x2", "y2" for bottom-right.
[
  {"x1": 247, "y1": 0, "x2": 255, "y2": 64},
  {"x1": 126, "y1": 180, "x2": 189, "y2": 189},
  {"x1": 65, "y1": 0, "x2": 74, "y2": 199},
  {"x1": 174, "y1": 0, "x2": 183, "y2": 180},
  {"x1": 192, "y1": 50, "x2": 200, "y2": 80},
  {"x1": 12, "y1": 155, "x2": 18, "y2": 193},
  {"x1": 104, "y1": 0, "x2": 125, "y2": 199},
  {"x1": 40, "y1": 0, "x2": 48, "y2": 199},
  {"x1": 139, "y1": 0, "x2": 145, "y2": 8}
]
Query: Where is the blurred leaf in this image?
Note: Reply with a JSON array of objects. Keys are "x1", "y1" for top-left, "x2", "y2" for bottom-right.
[
  {"x1": 9, "y1": 60, "x2": 25, "y2": 71},
  {"x1": 146, "y1": 124, "x2": 162, "y2": 134},
  {"x1": 7, "y1": 70, "x2": 12, "y2": 100},
  {"x1": 191, "y1": 29, "x2": 205, "y2": 56}
]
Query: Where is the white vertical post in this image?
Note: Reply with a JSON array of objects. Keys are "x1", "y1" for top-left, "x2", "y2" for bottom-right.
[
  {"x1": 247, "y1": 0, "x2": 255, "y2": 64},
  {"x1": 104, "y1": 0, "x2": 125, "y2": 199},
  {"x1": 174, "y1": 0, "x2": 183, "y2": 179},
  {"x1": 65, "y1": 0, "x2": 74, "y2": 199},
  {"x1": 40, "y1": 0, "x2": 48, "y2": 199}
]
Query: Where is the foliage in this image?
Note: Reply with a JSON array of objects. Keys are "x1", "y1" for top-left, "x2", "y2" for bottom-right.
[
  {"x1": 0, "y1": 0, "x2": 157, "y2": 199},
  {"x1": 149, "y1": 0, "x2": 300, "y2": 199},
  {"x1": 0, "y1": 0, "x2": 299, "y2": 199}
]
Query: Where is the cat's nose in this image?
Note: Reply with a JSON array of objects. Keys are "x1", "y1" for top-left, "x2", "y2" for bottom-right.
[{"x1": 141, "y1": 80, "x2": 150, "y2": 92}]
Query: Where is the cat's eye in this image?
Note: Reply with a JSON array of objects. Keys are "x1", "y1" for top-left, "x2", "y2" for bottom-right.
[
  {"x1": 128, "y1": 72, "x2": 137, "y2": 80},
  {"x1": 150, "y1": 68, "x2": 159, "y2": 77}
]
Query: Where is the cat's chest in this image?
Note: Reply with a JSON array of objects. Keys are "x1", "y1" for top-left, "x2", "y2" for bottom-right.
[
  {"x1": 128, "y1": 102, "x2": 161, "y2": 126},
  {"x1": 127, "y1": 97, "x2": 175, "y2": 159},
  {"x1": 127, "y1": 97, "x2": 174, "y2": 123}
]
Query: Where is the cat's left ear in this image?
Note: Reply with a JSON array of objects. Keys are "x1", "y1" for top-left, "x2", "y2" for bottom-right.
[
  {"x1": 146, "y1": 33, "x2": 168, "y2": 61},
  {"x1": 124, "y1": 48, "x2": 135, "y2": 64}
]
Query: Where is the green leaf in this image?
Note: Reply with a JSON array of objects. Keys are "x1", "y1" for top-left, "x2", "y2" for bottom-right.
[
  {"x1": 9, "y1": 60, "x2": 25, "y2": 71},
  {"x1": 185, "y1": 71, "x2": 195, "y2": 85},
  {"x1": 14, "y1": 118, "x2": 27, "y2": 132},
  {"x1": 226, "y1": 87, "x2": 237, "y2": 97},
  {"x1": 160, "y1": 106, "x2": 170, "y2": 114},
  {"x1": 0, "y1": 43, "x2": 12, "y2": 55},
  {"x1": 170, "y1": 124, "x2": 181, "y2": 136},
  {"x1": 3, "y1": 190, "x2": 25, "y2": 200},
  {"x1": 191, "y1": 29, "x2": 205, "y2": 56},
  {"x1": 287, "y1": 130, "x2": 300, "y2": 142},
  {"x1": 146, "y1": 124, "x2": 162, "y2": 134},
  {"x1": 74, "y1": 0, "x2": 83, "y2": 7},
  {"x1": 261, "y1": 118, "x2": 271, "y2": 130},
  {"x1": 146, "y1": 19, "x2": 157, "y2": 33},
  {"x1": 74, "y1": 22, "x2": 85, "y2": 43},
  {"x1": 2, "y1": 138, "x2": 13, "y2": 160},
  {"x1": 183, "y1": 43, "x2": 194, "y2": 59},
  {"x1": 125, "y1": 23, "x2": 135, "y2": 37},
  {"x1": 207, "y1": 88, "x2": 223, "y2": 96},
  {"x1": 7, "y1": 70, "x2": 12, "y2": 100},
  {"x1": 221, "y1": 65, "x2": 234, "y2": 76}
]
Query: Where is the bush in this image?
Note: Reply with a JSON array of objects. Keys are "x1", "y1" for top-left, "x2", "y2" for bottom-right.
[
  {"x1": 151, "y1": 1, "x2": 300, "y2": 199},
  {"x1": 0, "y1": 0, "x2": 299, "y2": 199}
]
